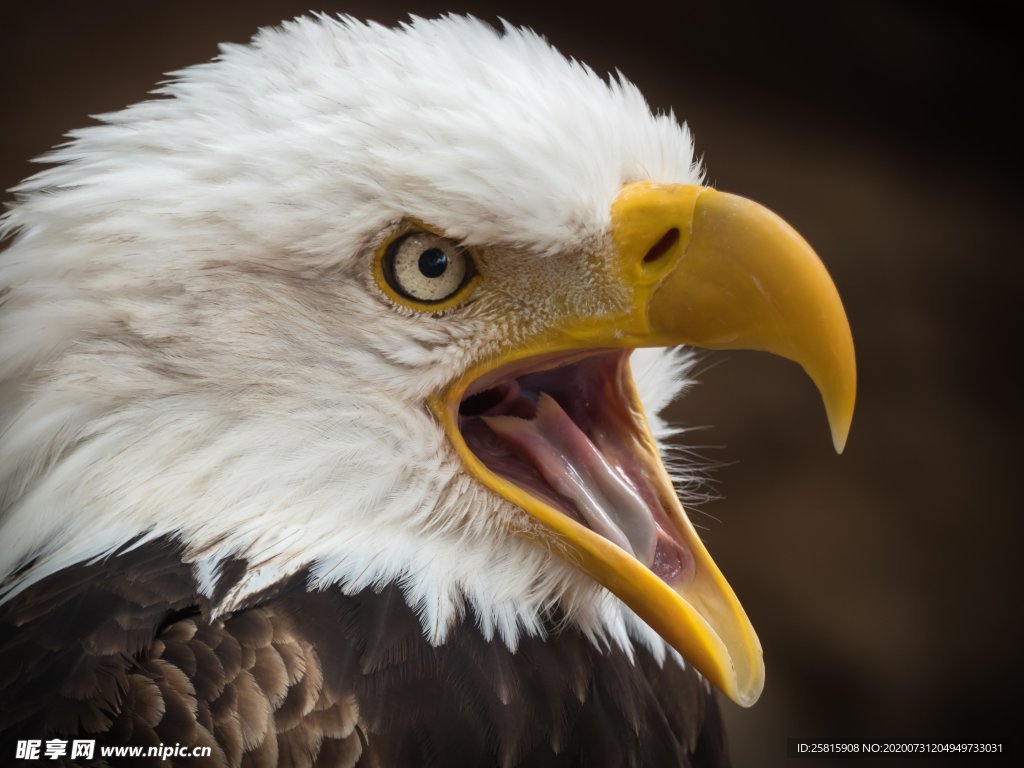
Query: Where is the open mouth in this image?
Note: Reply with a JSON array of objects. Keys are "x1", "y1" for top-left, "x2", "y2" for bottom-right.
[
  {"x1": 425, "y1": 183, "x2": 854, "y2": 707},
  {"x1": 457, "y1": 350, "x2": 695, "y2": 587}
]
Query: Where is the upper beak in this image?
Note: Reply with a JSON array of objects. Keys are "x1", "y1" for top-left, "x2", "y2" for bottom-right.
[{"x1": 609, "y1": 182, "x2": 855, "y2": 452}]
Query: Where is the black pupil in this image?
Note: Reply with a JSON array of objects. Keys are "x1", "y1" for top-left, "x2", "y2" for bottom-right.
[{"x1": 418, "y1": 248, "x2": 449, "y2": 278}]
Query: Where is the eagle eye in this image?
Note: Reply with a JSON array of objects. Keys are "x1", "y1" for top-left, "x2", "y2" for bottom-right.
[{"x1": 377, "y1": 230, "x2": 477, "y2": 309}]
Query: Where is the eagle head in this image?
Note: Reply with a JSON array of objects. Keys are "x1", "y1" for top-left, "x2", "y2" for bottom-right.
[{"x1": 0, "y1": 15, "x2": 854, "y2": 709}]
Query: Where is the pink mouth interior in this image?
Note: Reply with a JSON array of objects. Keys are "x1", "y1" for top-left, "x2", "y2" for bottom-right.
[{"x1": 459, "y1": 350, "x2": 695, "y2": 586}]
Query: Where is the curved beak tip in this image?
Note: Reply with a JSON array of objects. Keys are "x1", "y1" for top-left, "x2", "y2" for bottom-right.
[{"x1": 831, "y1": 419, "x2": 851, "y2": 455}]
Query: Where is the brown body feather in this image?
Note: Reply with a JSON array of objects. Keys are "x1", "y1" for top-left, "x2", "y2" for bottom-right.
[{"x1": 0, "y1": 541, "x2": 728, "y2": 767}]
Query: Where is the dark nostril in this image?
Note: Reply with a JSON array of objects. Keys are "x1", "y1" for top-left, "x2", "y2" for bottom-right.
[{"x1": 643, "y1": 227, "x2": 679, "y2": 264}]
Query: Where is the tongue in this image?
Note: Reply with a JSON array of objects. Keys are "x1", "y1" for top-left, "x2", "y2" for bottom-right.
[{"x1": 482, "y1": 393, "x2": 658, "y2": 565}]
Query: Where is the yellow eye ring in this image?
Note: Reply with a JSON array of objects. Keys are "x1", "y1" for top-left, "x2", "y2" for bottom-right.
[{"x1": 373, "y1": 226, "x2": 480, "y2": 311}]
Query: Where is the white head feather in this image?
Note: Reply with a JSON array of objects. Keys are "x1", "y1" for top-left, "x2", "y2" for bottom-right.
[{"x1": 0, "y1": 15, "x2": 702, "y2": 659}]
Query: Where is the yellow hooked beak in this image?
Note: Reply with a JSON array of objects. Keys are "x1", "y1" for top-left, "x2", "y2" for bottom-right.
[
  {"x1": 610, "y1": 183, "x2": 855, "y2": 452},
  {"x1": 431, "y1": 182, "x2": 855, "y2": 706}
]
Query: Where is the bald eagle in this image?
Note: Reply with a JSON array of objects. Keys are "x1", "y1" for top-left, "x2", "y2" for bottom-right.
[{"x1": 0, "y1": 15, "x2": 854, "y2": 768}]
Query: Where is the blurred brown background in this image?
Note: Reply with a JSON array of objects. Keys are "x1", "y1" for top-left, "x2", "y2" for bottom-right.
[{"x1": 1, "y1": 1, "x2": 1019, "y2": 765}]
